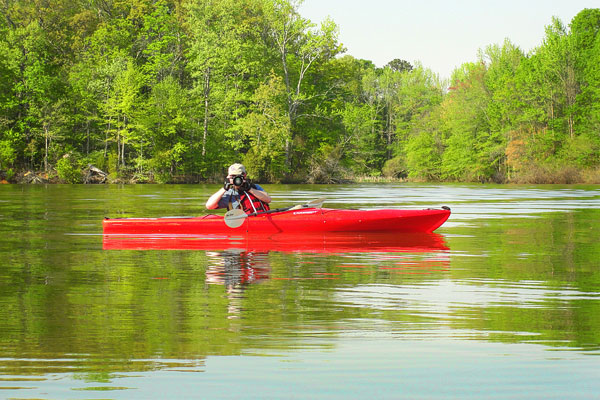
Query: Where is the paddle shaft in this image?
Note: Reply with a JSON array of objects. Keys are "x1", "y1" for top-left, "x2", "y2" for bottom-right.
[
  {"x1": 223, "y1": 198, "x2": 326, "y2": 228},
  {"x1": 247, "y1": 206, "x2": 293, "y2": 217}
]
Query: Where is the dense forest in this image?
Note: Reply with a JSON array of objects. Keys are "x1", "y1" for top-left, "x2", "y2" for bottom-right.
[{"x1": 0, "y1": 0, "x2": 599, "y2": 184}]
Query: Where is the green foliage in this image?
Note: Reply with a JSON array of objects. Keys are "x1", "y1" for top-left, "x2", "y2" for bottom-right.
[
  {"x1": 339, "y1": 102, "x2": 381, "y2": 174},
  {"x1": 0, "y1": 130, "x2": 20, "y2": 170},
  {"x1": 56, "y1": 156, "x2": 82, "y2": 183},
  {"x1": 262, "y1": 0, "x2": 344, "y2": 173},
  {"x1": 441, "y1": 62, "x2": 493, "y2": 181},
  {"x1": 87, "y1": 150, "x2": 108, "y2": 173},
  {"x1": 0, "y1": 2, "x2": 598, "y2": 184},
  {"x1": 406, "y1": 131, "x2": 442, "y2": 181},
  {"x1": 306, "y1": 144, "x2": 348, "y2": 184},
  {"x1": 107, "y1": 152, "x2": 119, "y2": 177},
  {"x1": 571, "y1": 9, "x2": 600, "y2": 141},
  {"x1": 382, "y1": 156, "x2": 406, "y2": 179},
  {"x1": 386, "y1": 59, "x2": 413, "y2": 72},
  {"x1": 236, "y1": 72, "x2": 290, "y2": 181}
]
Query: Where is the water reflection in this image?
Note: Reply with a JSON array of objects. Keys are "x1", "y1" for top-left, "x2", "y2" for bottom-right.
[
  {"x1": 102, "y1": 231, "x2": 449, "y2": 253},
  {"x1": 205, "y1": 250, "x2": 271, "y2": 319},
  {"x1": 103, "y1": 232, "x2": 450, "y2": 321}
]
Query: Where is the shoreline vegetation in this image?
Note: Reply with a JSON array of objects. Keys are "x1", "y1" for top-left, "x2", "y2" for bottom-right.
[
  {"x1": 4, "y1": 163, "x2": 600, "y2": 185},
  {"x1": 1, "y1": 2, "x2": 599, "y2": 185}
]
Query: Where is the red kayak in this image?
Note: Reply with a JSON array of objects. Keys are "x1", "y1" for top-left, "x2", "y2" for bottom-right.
[{"x1": 103, "y1": 206, "x2": 450, "y2": 235}]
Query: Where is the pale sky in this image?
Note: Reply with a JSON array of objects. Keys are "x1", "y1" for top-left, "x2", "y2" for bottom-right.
[{"x1": 299, "y1": 0, "x2": 599, "y2": 81}]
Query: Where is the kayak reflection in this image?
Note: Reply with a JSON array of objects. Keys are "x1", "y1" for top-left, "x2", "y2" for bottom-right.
[{"x1": 102, "y1": 231, "x2": 449, "y2": 253}]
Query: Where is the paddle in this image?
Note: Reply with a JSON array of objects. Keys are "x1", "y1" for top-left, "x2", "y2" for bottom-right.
[{"x1": 224, "y1": 197, "x2": 326, "y2": 228}]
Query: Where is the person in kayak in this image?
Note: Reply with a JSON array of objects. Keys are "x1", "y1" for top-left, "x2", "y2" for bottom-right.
[{"x1": 205, "y1": 163, "x2": 272, "y2": 214}]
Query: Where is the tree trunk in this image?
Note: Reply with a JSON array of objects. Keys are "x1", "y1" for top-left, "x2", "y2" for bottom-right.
[
  {"x1": 86, "y1": 119, "x2": 90, "y2": 155},
  {"x1": 116, "y1": 116, "x2": 121, "y2": 171},
  {"x1": 386, "y1": 102, "x2": 393, "y2": 159},
  {"x1": 565, "y1": 65, "x2": 577, "y2": 138},
  {"x1": 105, "y1": 118, "x2": 111, "y2": 158},
  {"x1": 44, "y1": 124, "x2": 49, "y2": 172},
  {"x1": 202, "y1": 67, "x2": 210, "y2": 157},
  {"x1": 121, "y1": 116, "x2": 126, "y2": 168},
  {"x1": 280, "y1": 46, "x2": 294, "y2": 170}
]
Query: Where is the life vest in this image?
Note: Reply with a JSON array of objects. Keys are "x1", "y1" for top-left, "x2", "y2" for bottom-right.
[{"x1": 239, "y1": 190, "x2": 270, "y2": 214}]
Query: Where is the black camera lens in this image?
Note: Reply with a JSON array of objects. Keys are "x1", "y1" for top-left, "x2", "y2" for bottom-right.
[{"x1": 233, "y1": 176, "x2": 244, "y2": 186}]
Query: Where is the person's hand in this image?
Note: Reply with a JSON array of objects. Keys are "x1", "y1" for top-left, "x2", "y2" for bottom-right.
[{"x1": 223, "y1": 178, "x2": 232, "y2": 190}]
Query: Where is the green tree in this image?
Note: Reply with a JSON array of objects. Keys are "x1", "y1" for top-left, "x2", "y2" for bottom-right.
[
  {"x1": 339, "y1": 102, "x2": 379, "y2": 174},
  {"x1": 323, "y1": 56, "x2": 383, "y2": 176},
  {"x1": 262, "y1": 0, "x2": 344, "y2": 171},
  {"x1": 386, "y1": 58, "x2": 413, "y2": 73},
  {"x1": 140, "y1": 75, "x2": 191, "y2": 182},
  {"x1": 103, "y1": 59, "x2": 146, "y2": 172},
  {"x1": 405, "y1": 120, "x2": 443, "y2": 181},
  {"x1": 394, "y1": 64, "x2": 444, "y2": 161},
  {"x1": 483, "y1": 40, "x2": 524, "y2": 133},
  {"x1": 15, "y1": 21, "x2": 67, "y2": 171},
  {"x1": 360, "y1": 68, "x2": 387, "y2": 161},
  {"x1": 0, "y1": 18, "x2": 23, "y2": 175},
  {"x1": 187, "y1": 0, "x2": 265, "y2": 175},
  {"x1": 238, "y1": 73, "x2": 290, "y2": 181},
  {"x1": 511, "y1": 15, "x2": 591, "y2": 176},
  {"x1": 139, "y1": 0, "x2": 185, "y2": 83},
  {"x1": 441, "y1": 62, "x2": 494, "y2": 181},
  {"x1": 569, "y1": 9, "x2": 600, "y2": 167},
  {"x1": 378, "y1": 67, "x2": 402, "y2": 159},
  {"x1": 481, "y1": 40, "x2": 523, "y2": 180}
]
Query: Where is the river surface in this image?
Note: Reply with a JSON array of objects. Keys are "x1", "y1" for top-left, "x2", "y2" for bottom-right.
[{"x1": 1, "y1": 183, "x2": 599, "y2": 399}]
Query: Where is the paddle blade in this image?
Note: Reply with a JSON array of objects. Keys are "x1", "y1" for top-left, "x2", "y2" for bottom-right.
[
  {"x1": 288, "y1": 197, "x2": 327, "y2": 211},
  {"x1": 306, "y1": 197, "x2": 326, "y2": 208},
  {"x1": 224, "y1": 209, "x2": 247, "y2": 228}
]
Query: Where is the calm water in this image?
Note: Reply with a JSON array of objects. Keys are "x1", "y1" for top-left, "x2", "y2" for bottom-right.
[{"x1": 1, "y1": 183, "x2": 599, "y2": 399}]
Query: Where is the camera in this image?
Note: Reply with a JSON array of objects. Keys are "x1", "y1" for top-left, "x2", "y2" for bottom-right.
[{"x1": 232, "y1": 175, "x2": 245, "y2": 186}]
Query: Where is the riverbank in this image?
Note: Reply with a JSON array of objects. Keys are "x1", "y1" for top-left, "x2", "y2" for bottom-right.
[{"x1": 3, "y1": 165, "x2": 600, "y2": 185}]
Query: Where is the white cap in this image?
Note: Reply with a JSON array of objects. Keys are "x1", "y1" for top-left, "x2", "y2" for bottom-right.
[{"x1": 228, "y1": 163, "x2": 246, "y2": 175}]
